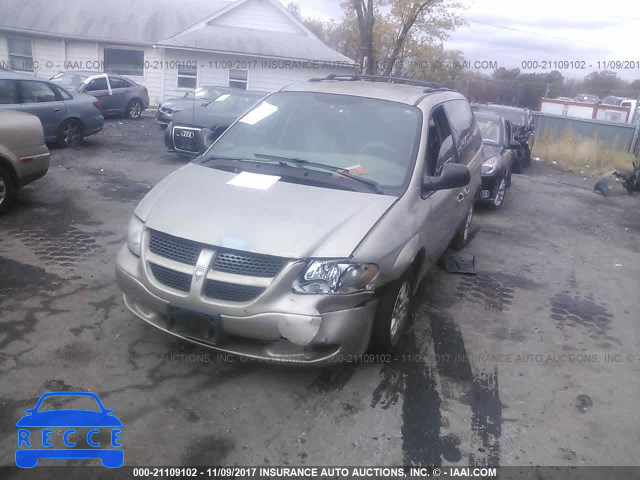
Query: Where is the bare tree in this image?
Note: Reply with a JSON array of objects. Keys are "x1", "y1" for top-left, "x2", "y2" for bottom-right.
[{"x1": 352, "y1": 0, "x2": 376, "y2": 74}]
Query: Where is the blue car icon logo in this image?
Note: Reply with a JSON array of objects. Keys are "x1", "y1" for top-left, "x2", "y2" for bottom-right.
[{"x1": 15, "y1": 391, "x2": 123, "y2": 468}]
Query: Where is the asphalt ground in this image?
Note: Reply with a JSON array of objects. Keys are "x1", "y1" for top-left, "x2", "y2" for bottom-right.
[{"x1": 1, "y1": 113, "x2": 639, "y2": 474}]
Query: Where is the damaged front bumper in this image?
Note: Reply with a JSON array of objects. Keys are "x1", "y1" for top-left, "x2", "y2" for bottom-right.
[{"x1": 115, "y1": 246, "x2": 377, "y2": 364}]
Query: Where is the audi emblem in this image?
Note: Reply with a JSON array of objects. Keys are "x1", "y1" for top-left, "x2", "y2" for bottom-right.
[{"x1": 180, "y1": 131, "x2": 195, "y2": 138}]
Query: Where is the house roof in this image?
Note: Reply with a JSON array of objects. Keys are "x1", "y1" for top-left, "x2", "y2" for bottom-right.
[
  {"x1": 0, "y1": 0, "x2": 355, "y2": 64},
  {"x1": 0, "y1": 0, "x2": 230, "y2": 43},
  {"x1": 158, "y1": 26, "x2": 354, "y2": 64}
]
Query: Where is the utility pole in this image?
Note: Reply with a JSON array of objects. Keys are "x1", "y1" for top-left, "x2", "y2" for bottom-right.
[
  {"x1": 465, "y1": 80, "x2": 470, "y2": 97},
  {"x1": 544, "y1": 83, "x2": 550, "y2": 98}
]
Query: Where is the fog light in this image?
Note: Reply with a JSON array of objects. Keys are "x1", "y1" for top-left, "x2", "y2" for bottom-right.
[{"x1": 481, "y1": 190, "x2": 490, "y2": 198}]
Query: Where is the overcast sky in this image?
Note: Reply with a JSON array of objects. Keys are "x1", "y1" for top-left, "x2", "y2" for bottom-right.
[{"x1": 282, "y1": 0, "x2": 640, "y2": 81}]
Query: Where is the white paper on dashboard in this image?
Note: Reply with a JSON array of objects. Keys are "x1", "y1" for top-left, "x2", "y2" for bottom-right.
[
  {"x1": 226, "y1": 171, "x2": 281, "y2": 190},
  {"x1": 238, "y1": 101, "x2": 278, "y2": 125}
]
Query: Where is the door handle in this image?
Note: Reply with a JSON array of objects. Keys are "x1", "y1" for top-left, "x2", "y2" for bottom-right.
[
  {"x1": 53, "y1": 108, "x2": 61, "y2": 112},
  {"x1": 457, "y1": 193, "x2": 465, "y2": 203}
]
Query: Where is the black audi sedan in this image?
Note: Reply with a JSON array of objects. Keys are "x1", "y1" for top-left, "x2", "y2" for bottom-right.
[
  {"x1": 475, "y1": 112, "x2": 520, "y2": 210},
  {"x1": 156, "y1": 86, "x2": 239, "y2": 127},
  {"x1": 164, "y1": 90, "x2": 267, "y2": 157}
]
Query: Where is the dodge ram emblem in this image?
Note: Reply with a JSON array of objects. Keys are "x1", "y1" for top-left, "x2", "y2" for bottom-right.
[{"x1": 194, "y1": 266, "x2": 206, "y2": 281}]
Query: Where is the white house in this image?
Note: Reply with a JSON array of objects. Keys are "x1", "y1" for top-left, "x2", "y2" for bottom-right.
[{"x1": 0, "y1": 0, "x2": 356, "y2": 105}]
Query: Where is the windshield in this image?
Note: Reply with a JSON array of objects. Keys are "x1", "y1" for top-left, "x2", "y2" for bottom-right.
[
  {"x1": 477, "y1": 118, "x2": 501, "y2": 145},
  {"x1": 185, "y1": 87, "x2": 216, "y2": 99},
  {"x1": 202, "y1": 92, "x2": 421, "y2": 192},
  {"x1": 50, "y1": 72, "x2": 88, "y2": 89},
  {"x1": 204, "y1": 93, "x2": 264, "y2": 115}
]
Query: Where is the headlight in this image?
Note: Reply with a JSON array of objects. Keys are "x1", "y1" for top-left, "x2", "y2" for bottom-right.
[
  {"x1": 482, "y1": 156, "x2": 498, "y2": 174},
  {"x1": 127, "y1": 215, "x2": 144, "y2": 256},
  {"x1": 292, "y1": 260, "x2": 379, "y2": 294}
]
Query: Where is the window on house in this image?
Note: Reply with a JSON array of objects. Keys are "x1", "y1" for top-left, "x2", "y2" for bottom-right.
[
  {"x1": 104, "y1": 48, "x2": 144, "y2": 76},
  {"x1": 177, "y1": 65, "x2": 197, "y2": 89},
  {"x1": 229, "y1": 69, "x2": 248, "y2": 90},
  {"x1": 8, "y1": 38, "x2": 34, "y2": 72}
]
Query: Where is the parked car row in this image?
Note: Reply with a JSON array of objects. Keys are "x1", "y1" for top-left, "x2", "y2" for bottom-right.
[
  {"x1": 0, "y1": 69, "x2": 151, "y2": 212},
  {"x1": 471, "y1": 103, "x2": 536, "y2": 173}
]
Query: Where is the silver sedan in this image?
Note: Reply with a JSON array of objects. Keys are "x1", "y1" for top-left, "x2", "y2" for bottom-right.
[{"x1": 1, "y1": 70, "x2": 104, "y2": 147}]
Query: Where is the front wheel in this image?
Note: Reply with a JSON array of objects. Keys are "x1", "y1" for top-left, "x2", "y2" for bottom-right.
[
  {"x1": 371, "y1": 271, "x2": 413, "y2": 353},
  {"x1": 125, "y1": 99, "x2": 143, "y2": 119},
  {"x1": 0, "y1": 164, "x2": 16, "y2": 213},
  {"x1": 451, "y1": 203, "x2": 474, "y2": 250},
  {"x1": 488, "y1": 177, "x2": 507, "y2": 210},
  {"x1": 57, "y1": 119, "x2": 83, "y2": 147}
]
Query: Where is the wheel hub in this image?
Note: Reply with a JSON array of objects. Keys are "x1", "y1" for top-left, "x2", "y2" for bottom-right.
[{"x1": 390, "y1": 281, "x2": 410, "y2": 343}]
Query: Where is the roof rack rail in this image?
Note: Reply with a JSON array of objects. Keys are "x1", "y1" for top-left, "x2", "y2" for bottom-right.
[{"x1": 308, "y1": 74, "x2": 452, "y2": 92}]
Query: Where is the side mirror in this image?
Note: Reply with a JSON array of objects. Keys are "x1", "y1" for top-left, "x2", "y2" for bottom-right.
[{"x1": 422, "y1": 163, "x2": 470, "y2": 194}]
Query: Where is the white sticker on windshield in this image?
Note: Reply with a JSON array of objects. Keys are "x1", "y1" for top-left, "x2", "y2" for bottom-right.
[
  {"x1": 227, "y1": 171, "x2": 281, "y2": 190},
  {"x1": 238, "y1": 101, "x2": 278, "y2": 125}
]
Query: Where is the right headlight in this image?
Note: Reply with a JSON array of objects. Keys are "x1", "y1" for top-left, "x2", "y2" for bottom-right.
[
  {"x1": 292, "y1": 260, "x2": 379, "y2": 294},
  {"x1": 482, "y1": 156, "x2": 498, "y2": 174},
  {"x1": 127, "y1": 215, "x2": 144, "y2": 256}
]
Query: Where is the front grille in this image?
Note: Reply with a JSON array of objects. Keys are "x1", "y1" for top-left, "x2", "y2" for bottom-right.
[
  {"x1": 204, "y1": 280, "x2": 264, "y2": 302},
  {"x1": 150, "y1": 263, "x2": 192, "y2": 292},
  {"x1": 212, "y1": 251, "x2": 285, "y2": 278},
  {"x1": 149, "y1": 230, "x2": 202, "y2": 265},
  {"x1": 173, "y1": 127, "x2": 200, "y2": 153}
]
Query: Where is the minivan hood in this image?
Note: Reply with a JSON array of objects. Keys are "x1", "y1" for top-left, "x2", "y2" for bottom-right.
[{"x1": 135, "y1": 163, "x2": 397, "y2": 259}]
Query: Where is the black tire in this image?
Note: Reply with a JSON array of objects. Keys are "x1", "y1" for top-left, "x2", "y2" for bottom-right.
[
  {"x1": 371, "y1": 269, "x2": 413, "y2": 353},
  {"x1": 451, "y1": 203, "x2": 474, "y2": 250},
  {"x1": 57, "y1": 118, "x2": 83, "y2": 147},
  {"x1": 512, "y1": 155, "x2": 523, "y2": 174},
  {"x1": 523, "y1": 145, "x2": 532, "y2": 169},
  {"x1": 125, "y1": 99, "x2": 143, "y2": 119},
  {"x1": 0, "y1": 164, "x2": 16, "y2": 213},
  {"x1": 488, "y1": 177, "x2": 507, "y2": 211}
]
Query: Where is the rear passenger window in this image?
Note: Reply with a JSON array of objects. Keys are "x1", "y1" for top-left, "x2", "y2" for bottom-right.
[
  {"x1": 443, "y1": 99, "x2": 481, "y2": 165},
  {"x1": 85, "y1": 78, "x2": 108, "y2": 91},
  {"x1": 109, "y1": 78, "x2": 130, "y2": 89},
  {"x1": 20, "y1": 81, "x2": 58, "y2": 103},
  {"x1": 0, "y1": 79, "x2": 18, "y2": 104}
]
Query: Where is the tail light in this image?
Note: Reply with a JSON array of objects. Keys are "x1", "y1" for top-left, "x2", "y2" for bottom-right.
[{"x1": 93, "y1": 100, "x2": 101, "y2": 110}]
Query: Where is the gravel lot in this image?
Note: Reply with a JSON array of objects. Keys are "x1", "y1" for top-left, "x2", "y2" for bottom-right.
[{"x1": 1, "y1": 114, "x2": 640, "y2": 472}]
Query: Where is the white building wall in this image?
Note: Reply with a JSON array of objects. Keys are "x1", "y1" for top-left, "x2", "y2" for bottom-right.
[
  {"x1": 65, "y1": 40, "x2": 100, "y2": 69},
  {"x1": 162, "y1": 49, "x2": 353, "y2": 101},
  {"x1": 0, "y1": 35, "x2": 8, "y2": 68}
]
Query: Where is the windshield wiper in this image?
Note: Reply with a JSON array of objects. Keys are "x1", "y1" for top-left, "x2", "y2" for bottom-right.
[{"x1": 253, "y1": 153, "x2": 382, "y2": 193}]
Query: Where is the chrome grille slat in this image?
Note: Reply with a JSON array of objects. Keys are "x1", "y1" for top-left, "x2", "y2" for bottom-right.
[
  {"x1": 150, "y1": 263, "x2": 192, "y2": 292},
  {"x1": 213, "y1": 251, "x2": 285, "y2": 278},
  {"x1": 149, "y1": 230, "x2": 202, "y2": 266},
  {"x1": 204, "y1": 280, "x2": 264, "y2": 302}
]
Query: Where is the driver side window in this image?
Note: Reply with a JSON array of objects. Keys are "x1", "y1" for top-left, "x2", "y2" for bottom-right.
[{"x1": 424, "y1": 106, "x2": 456, "y2": 179}]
